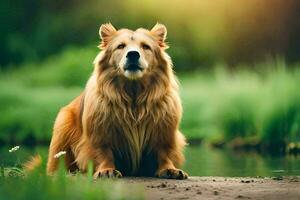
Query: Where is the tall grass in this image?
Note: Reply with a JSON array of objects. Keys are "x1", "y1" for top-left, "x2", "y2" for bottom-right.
[
  {"x1": 180, "y1": 61, "x2": 300, "y2": 147},
  {"x1": 0, "y1": 154, "x2": 143, "y2": 200},
  {"x1": 0, "y1": 172, "x2": 143, "y2": 200},
  {"x1": 0, "y1": 46, "x2": 94, "y2": 143},
  {"x1": 0, "y1": 47, "x2": 299, "y2": 148}
]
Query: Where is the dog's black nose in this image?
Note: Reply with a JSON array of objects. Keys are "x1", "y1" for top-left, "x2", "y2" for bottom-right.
[{"x1": 126, "y1": 51, "x2": 140, "y2": 62}]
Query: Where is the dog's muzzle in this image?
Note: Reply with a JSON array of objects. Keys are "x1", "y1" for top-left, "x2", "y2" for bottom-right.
[{"x1": 124, "y1": 51, "x2": 143, "y2": 71}]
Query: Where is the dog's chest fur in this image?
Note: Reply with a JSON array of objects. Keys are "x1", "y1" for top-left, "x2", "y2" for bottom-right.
[
  {"x1": 97, "y1": 81, "x2": 166, "y2": 174},
  {"x1": 103, "y1": 85, "x2": 165, "y2": 175}
]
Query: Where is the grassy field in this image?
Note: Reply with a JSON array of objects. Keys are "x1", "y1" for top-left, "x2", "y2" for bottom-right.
[
  {"x1": 0, "y1": 157, "x2": 143, "y2": 200},
  {"x1": 180, "y1": 63, "x2": 300, "y2": 149},
  {"x1": 0, "y1": 46, "x2": 300, "y2": 150}
]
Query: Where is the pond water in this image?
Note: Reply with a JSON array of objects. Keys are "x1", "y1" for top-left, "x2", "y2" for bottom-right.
[
  {"x1": 184, "y1": 145, "x2": 300, "y2": 177},
  {"x1": 1, "y1": 145, "x2": 300, "y2": 177}
]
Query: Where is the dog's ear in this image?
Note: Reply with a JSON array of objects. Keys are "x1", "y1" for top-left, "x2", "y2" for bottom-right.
[
  {"x1": 150, "y1": 23, "x2": 168, "y2": 48},
  {"x1": 99, "y1": 23, "x2": 117, "y2": 48}
]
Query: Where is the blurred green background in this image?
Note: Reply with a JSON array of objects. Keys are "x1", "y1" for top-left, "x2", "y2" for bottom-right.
[
  {"x1": 1, "y1": 0, "x2": 300, "y2": 181},
  {"x1": 1, "y1": 1, "x2": 300, "y2": 199},
  {"x1": 1, "y1": 0, "x2": 300, "y2": 68}
]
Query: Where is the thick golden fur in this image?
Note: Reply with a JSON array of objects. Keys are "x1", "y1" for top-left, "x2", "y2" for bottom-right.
[{"x1": 46, "y1": 23, "x2": 188, "y2": 179}]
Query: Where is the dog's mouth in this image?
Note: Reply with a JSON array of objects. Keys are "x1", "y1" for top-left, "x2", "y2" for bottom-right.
[
  {"x1": 124, "y1": 63, "x2": 143, "y2": 72},
  {"x1": 123, "y1": 63, "x2": 144, "y2": 80}
]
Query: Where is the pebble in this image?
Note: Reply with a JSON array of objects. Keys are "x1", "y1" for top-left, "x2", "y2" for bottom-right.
[
  {"x1": 241, "y1": 180, "x2": 251, "y2": 183},
  {"x1": 272, "y1": 176, "x2": 283, "y2": 181}
]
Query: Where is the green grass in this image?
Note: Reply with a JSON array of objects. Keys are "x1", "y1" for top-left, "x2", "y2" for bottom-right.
[
  {"x1": 0, "y1": 158, "x2": 143, "y2": 200},
  {"x1": 0, "y1": 46, "x2": 93, "y2": 143},
  {"x1": 0, "y1": 82, "x2": 81, "y2": 143},
  {"x1": 0, "y1": 47, "x2": 300, "y2": 148},
  {"x1": 180, "y1": 61, "x2": 300, "y2": 146}
]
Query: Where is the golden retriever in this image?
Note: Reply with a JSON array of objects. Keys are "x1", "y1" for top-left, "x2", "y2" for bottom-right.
[{"x1": 46, "y1": 23, "x2": 188, "y2": 179}]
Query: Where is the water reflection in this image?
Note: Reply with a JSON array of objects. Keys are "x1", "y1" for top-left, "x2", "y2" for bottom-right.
[
  {"x1": 1, "y1": 145, "x2": 300, "y2": 177},
  {"x1": 183, "y1": 145, "x2": 300, "y2": 177}
]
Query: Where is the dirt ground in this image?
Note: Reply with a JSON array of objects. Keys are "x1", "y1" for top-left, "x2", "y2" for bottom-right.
[{"x1": 123, "y1": 176, "x2": 300, "y2": 200}]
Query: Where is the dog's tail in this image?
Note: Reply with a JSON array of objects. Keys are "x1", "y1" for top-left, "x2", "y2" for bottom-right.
[{"x1": 23, "y1": 154, "x2": 42, "y2": 172}]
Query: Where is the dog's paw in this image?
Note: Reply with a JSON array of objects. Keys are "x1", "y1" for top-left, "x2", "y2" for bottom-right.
[
  {"x1": 156, "y1": 168, "x2": 188, "y2": 180},
  {"x1": 93, "y1": 168, "x2": 122, "y2": 179}
]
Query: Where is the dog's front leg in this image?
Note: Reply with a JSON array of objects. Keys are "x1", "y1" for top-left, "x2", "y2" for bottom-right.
[
  {"x1": 156, "y1": 148, "x2": 188, "y2": 180},
  {"x1": 75, "y1": 140, "x2": 122, "y2": 178},
  {"x1": 93, "y1": 147, "x2": 122, "y2": 179}
]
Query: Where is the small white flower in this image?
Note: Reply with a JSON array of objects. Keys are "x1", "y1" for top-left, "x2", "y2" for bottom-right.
[
  {"x1": 9, "y1": 146, "x2": 20, "y2": 153},
  {"x1": 54, "y1": 151, "x2": 66, "y2": 159}
]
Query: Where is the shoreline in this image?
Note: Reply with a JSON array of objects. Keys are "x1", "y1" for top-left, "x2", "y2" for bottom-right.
[{"x1": 122, "y1": 176, "x2": 300, "y2": 200}]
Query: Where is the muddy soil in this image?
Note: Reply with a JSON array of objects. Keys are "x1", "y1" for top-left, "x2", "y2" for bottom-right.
[{"x1": 123, "y1": 176, "x2": 300, "y2": 200}]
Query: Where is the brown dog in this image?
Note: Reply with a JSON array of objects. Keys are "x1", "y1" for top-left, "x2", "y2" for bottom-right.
[{"x1": 46, "y1": 23, "x2": 188, "y2": 179}]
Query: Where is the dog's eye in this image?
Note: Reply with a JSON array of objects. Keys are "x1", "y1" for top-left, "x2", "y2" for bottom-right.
[
  {"x1": 142, "y1": 44, "x2": 151, "y2": 50},
  {"x1": 117, "y1": 44, "x2": 126, "y2": 49}
]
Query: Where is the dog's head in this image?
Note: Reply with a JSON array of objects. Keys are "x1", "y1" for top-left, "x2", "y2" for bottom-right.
[{"x1": 96, "y1": 23, "x2": 170, "y2": 80}]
